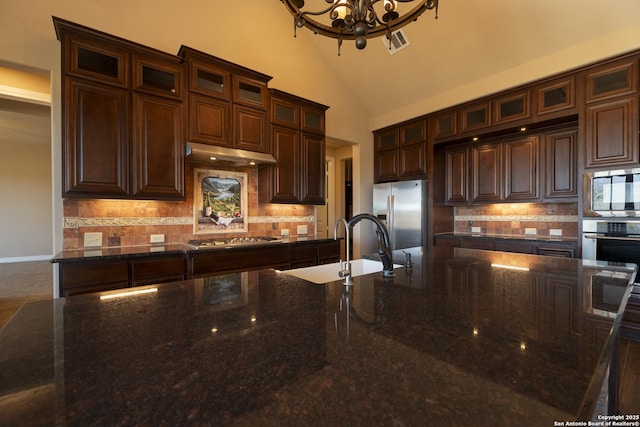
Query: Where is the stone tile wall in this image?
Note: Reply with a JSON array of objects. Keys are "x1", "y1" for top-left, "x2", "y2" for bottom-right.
[
  {"x1": 453, "y1": 203, "x2": 579, "y2": 238},
  {"x1": 62, "y1": 163, "x2": 315, "y2": 249}
]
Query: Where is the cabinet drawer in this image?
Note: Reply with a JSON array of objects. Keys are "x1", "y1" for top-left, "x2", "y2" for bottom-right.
[
  {"x1": 131, "y1": 256, "x2": 185, "y2": 281},
  {"x1": 190, "y1": 245, "x2": 290, "y2": 277},
  {"x1": 318, "y1": 240, "x2": 340, "y2": 263},
  {"x1": 535, "y1": 245, "x2": 576, "y2": 258},
  {"x1": 494, "y1": 240, "x2": 534, "y2": 254},
  {"x1": 460, "y1": 238, "x2": 494, "y2": 250},
  {"x1": 290, "y1": 243, "x2": 318, "y2": 264},
  {"x1": 61, "y1": 261, "x2": 129, "y2": 288}
]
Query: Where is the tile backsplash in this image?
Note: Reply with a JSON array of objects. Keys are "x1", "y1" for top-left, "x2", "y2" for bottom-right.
[
  {"x1": 62, "y1": 163, "x2": 315, "y2": 249},
  {"x1": 454, "y1": 203, "x2": 579, "y2": 238}
]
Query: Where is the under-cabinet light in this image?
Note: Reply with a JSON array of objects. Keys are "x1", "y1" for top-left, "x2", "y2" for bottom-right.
[
  {"x1": 490, "y1": 263, "x2": 530, "y2": 272},
  {"x1": 100, "y1": 287, "x2": 158, "y2": 300}
]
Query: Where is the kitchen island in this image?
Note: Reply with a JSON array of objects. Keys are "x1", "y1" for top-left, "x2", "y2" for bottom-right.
[{"x1": 1, "y1": 247, "x2": 636, "y2": 426}]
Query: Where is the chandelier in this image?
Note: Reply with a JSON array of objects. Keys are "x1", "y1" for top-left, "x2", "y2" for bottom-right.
[{"x1": 281, "y1": 0, "x2": 439, "y2": 54}]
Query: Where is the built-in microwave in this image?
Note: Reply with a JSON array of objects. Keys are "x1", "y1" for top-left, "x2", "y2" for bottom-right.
[{"x1": 583, "y1": 168, "x2": 640, "y2": 217}]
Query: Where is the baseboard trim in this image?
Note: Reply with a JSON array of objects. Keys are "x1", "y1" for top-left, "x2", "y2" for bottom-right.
[{"x1": 0, "y1": 255, "x2": 53, "y2": 264}]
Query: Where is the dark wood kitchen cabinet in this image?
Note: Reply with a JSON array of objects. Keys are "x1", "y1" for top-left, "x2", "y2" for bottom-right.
[
  {"x1": 54, "y1": 17, "x2": 185, "y2": 200},
  {"x1": 259, "y1": 89, "x2": 328, "y2": 205},
  {"x1": 503, "y1": 136, "x2": 538, "y2": 201},
  {"x1": 583, "y1": 58, "x2": 639, "y2": 168},
  {"x1": 374, "y1": 118, "x2": 428, "y2": 183},
  {"x1": 446, "y1": 135, "x2": 541, "y2": 204},
  {"x1": 543, "y1": 127, "x2": 578, "y2": 200},
  {"x1": 584, "y1": 95, "x2": 639, "y2": 168},
  {"x1": 471, "y1": 142, "x2": 502, "y2": 202},
  {"x1": 179, "y1": 46, "x2": 272, "y2": 154},
  {"x1": 288, "y1": 240, "x2": 341, "y2": 268},
  {"x1": 57, "y1": 253, "x2": 186, "y2": 297},
  {"x1": 445, "y1": 145, "x2": 469, "y2": 203}
]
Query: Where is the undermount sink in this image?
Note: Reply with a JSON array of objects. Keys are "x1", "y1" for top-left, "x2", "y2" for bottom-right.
[{"x1": 283, "y1": 259, "x2": 402, "y2": 284}]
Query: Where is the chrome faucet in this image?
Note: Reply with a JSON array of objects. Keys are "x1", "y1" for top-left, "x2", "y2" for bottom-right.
[
  {"x1": 333, "y1": 218, "x2": 352, "y2": 285},
  {"x1": 347, "y1": 213, "x2": 395, "y2": 277}
]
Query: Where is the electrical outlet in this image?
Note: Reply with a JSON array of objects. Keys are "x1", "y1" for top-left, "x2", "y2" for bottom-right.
[
  {"x1": 471, "y1": 226, "x2": 481, "y2": 233},
  {"x1": 150, "y1": 234, "x2": 165, "y2": 243},
  {"x1": 280, "y1": 229, "x2": 290, "y2": 236},
  {"x1": 550, "y1": 229, "x2": 563, "y2": 237},
  {"x1": 525, "y1": 228, "x2": 537, "y2": 235},
  {"x1": 84, "y1": 232, "x2": 103, "y2": 248},
  {"x1": 297, "y1": 225, "x2": 308, "y2": 235}
]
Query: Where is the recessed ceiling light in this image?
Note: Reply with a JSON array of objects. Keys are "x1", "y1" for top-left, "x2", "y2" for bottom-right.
[{"x1": 210, "y1": 156, "x2": 217, "y2": 161}]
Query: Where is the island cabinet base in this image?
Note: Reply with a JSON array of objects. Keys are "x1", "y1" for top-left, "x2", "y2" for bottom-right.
[
  {"x1": 58, "y1": 254, "x2": 186, "y2": 297},
  {"x1": 188, "y1": 245, "x2": 291, "y2": 278},
  {"x1": 55, "y1": 240, "x2": 342, "y2": 295}
]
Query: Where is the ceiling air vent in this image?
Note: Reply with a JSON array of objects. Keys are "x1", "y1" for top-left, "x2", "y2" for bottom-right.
[{"x1": 382, "y1": 29, "x2": 410, "y2": 55}]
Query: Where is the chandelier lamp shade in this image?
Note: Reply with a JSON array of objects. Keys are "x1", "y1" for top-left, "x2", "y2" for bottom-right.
[{"x1": 281, "y1": 0, "x2": 439, "y2": 54}]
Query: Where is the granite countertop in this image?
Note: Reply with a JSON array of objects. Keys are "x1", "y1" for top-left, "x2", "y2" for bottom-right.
[
  {"x1": 434, "y1": 231, "x2": 579, "y2": 243},
  {"x1": 50, "y1": 237, "x2": 338, "y2": 263},
  {"x1": 2, "y1": 247, "x2": 636, "y2": 426}
]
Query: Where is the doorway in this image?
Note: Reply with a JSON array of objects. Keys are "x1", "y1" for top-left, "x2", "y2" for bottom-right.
[{"x1": 0, "y1": 61, "x2": 52, "y2": 261}]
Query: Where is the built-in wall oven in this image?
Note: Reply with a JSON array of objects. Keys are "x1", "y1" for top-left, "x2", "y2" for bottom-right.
[{"x1": 582, "y1": 220, "x2": 640, "y2": 284}]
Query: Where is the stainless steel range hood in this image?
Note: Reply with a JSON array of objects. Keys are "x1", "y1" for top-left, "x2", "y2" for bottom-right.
[{"x1": 185, "y1": 142, "x2": 276, "y2": 166}]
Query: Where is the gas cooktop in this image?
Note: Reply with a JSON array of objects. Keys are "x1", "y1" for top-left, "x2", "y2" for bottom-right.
[{"x1": 187, "y1": 236, "x2": 282, "y2": 248}]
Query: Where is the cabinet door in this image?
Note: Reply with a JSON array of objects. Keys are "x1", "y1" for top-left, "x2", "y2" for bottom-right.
[
  {"x1": 233, "y1": 75, "x2": 269, "y2": 109},
  {"x1": 400, "y1": 142, "x2": 427, "y2": 179},
  {"x1": 472, "y1": 143, "x2": 501, "y2": 202},
  {"x1": 270, "y1": 95, "x2": 299, "y2": 129},
  {"x1": 400, "y1": 119, "x2": 426, "y2": 146},
  {"x1": 131, "y1": 93, "x2": 184, "y2": 199},
  {"x1": 233, "y1": 104, "x2": 268, "y2": 153},
  {"x1": 188, "y1": 60, "x2": 231, "y2": 100},
  {"x1": 300, "y1": 133, "x2": 326, "y2": 205},
  {"x1": 534, "y1": 77, "x2": 576, "y2": 118},
  {"x1": 584, "y1": 95, "x2": 639, "y2": 168},
  {"x1": 493, "y1": 90, "x2": 530, "y2": 125},
  {"x1": 63, "y1": 77, "x2": 129, "y2": 197},
  {"x1": 64, "y1": 35, "x2": 129, "y2": 88},
  {"x1": 433, "y1": 111, "x2": 457, "y2": 141},
  {"x1": 544, "y1": 128, "x2": 577, "y2": 200},
  {"x1": 584, "y1": 59, "x2": 637, "y2": 103},
  {"x1": 131, "y1": 255, "x2": 185, "y2": 286},
  {"x1": 132, "y1": 54, "x2": 183, "y2": 99},
  {"x1": 301, "y1": 105, "x2": 326, "y2": 135},
  {"x1": 266, "y1": 125, "x2": 300, "y2": 203},
  {"x1": 188, "y1": 93, "x2": 230, "y2": 146},
  {"x1": 375, "y1": 149, "x2": 400, "y2": 183},
  {"x1": 460, "y1": 101, "x2": 491, "y2": 134},
  {"x1": 374, "y1": 128, "x2": 398, "y2": 151},
  {"x1": 445, "y1": 146, "x2": 469, "y2": 203},
  {"x1": 59, "y1": 261, "x2": 129, "y2": 297},
  {"x1": 504, "y1": 137, "x2": 538, "y2": 201}
]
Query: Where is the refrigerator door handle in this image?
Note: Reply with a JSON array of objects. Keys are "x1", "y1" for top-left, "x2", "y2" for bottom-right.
[{"x1": 388, "y1": 195, "x2": 394, "y2": 248}]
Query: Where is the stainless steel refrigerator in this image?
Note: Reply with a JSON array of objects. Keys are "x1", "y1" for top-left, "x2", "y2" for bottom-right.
[{"x1": 373, "y1": 180, "x2": 427, "y2": 251}]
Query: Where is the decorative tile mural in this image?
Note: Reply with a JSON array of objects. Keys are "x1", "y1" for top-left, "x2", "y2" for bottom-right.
[{"x1": 194, "y1": 169, "x2": 248, "y2": 234}]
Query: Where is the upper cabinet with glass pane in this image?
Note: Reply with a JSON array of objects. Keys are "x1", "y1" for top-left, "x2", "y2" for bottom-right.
[{"x1": 584, "y1": 58, "x2": 638, "y2": 103}]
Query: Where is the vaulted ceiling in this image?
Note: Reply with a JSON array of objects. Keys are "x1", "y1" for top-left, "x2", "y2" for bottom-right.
[{"x1": 291, "y1": 0, "x2": 640, "y2": 127}]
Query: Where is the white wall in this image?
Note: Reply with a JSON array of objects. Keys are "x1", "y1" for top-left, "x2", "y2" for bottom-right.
[{"x1": 0, "y1": 139, "x2": 52, "y2": 259}]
